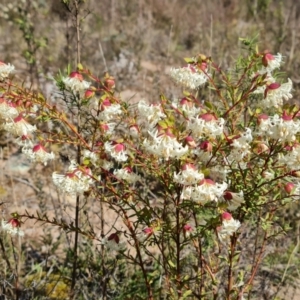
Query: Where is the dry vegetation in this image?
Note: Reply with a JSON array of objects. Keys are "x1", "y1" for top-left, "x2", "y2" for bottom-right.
[{"x1": 1, "y1": 0, "x2": 300, "y2": 299}]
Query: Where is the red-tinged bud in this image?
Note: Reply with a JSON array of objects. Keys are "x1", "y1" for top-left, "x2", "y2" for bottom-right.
[
  {"x1": 257, "y1": 114, "x2": 269, "y2": 125},
  {"x1": 284, "y1": 182, "x2": 295, "y2": 194},
  {"x1": 199, "y1": 178, "x2": 215, "y2": 185},
  {"x1": 105, "y1": 77, "x2": 115, "y2": 89},
  {"x1": 180, "y1": 97, "x2": 193, "y2": 107},
  {"x1": 129, "y1": 124, "x2": 140, "y2": 136},
  {"x1": 107, "y1": 233, "x2": 120, "y2": 244},
  {"x1": 282, "y1": 111, "x2": 293, "y2": 121},
  {"x1": 100, "y1": 123, "x2": 109, "y2": 132},
  {"x1": 84, "y1": 89, "x2": 95, "y2": 99},
  {"x1": 182, "y1": 163, "x2": 196, "y2": 171},
  {"x1": 183, "y1": 224, "x2": 193, "y2": 238},
  {"x1": 199, "y1": 62, "x2": 208, "y2": 71},
  {"x1": 33, "y1": 144, "x2": 46, "y2": 153},
  {"x1": 187, "y1": 65, "x2": 196, "y2": 73},
  {"x1": 185, "y1": 136, "x2": 196, "y2": 148},
  {"x1": 102, "y1": 98, "x2": 111, "y2": 107},
  {"x1": 14, "y1": 114, "x2": 24, "y2": 123},
  {"x1": 262, "y1": 53, "x2": 274, "y2": 67},
  {"x1": 200, "y1": 113, "x2": 217, "y2": 122},
  {"x1": 143, "y1": 227, "x2": 154, "y2": 236},
  {"x1": 8, "y1": 218, "x2": 21, "y2": 228},
  {"x1": 222, "y1": 212, "x2": 232, "y2": 221},
  {"x1": 69, "y1": 71, "x2": 83, "y2": 81},
  {"x1": 124, "y1": 166, "x2": 133, "y2": 173},
  {"x1": 254, "y1": 142, "x2": 269, "y2": 154},
  {"x1": 223, "y1": 191, "x2": 233, "y2": 201},
  {"x1": 114, "y1": 143, "x2": 125, "y2": 153},
  {"x1": 24, "y1": 101, "x2": 32, "y2": 108},
  {"x1": 264, "y1": 82, "x2": 281, "y2": 98},
  {"x1": 183, "y1": 224, "x2": 193, "y2": 232},
  {"x1": 290, "y1": 170, "x2": 300, "y2": 178},
  {"x1": 200, "y1": 140, "x2": 213, "y2": 152},
  {"x1": 165, "y1": 127, "x2": 175, "y2": 138}
]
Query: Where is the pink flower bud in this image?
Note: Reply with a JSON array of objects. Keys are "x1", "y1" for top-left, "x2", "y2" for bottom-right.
[
  {"x1": 69, "y1": 71, "x2": 83, "y2": 81},
  {"x1": 33, "y1": 144, "x2": 46, "y2": 153},
  {"x1": 107, "y1": 233, "x2": 120, "y2": 244},
  {"x1": 199, "y1": 178, "x2": 215, "y2": 186},
  {"x1": 223, "y1": 191, "x2": 233, "y2": 201},
  {"x1": 105, "y1": 77, "x2": 115, "y2": 89},
  {"x1": 100, "y1": 123, "x2": 109, "y2": 131},
  {"x1": 282, "y1": 111, "x2": 293, "y2": 121},
  {"x1": 257, "y1": 114, "x2": 269, "y2": 125},
  {"x1": 143, "y1": 227, "x2": 154, "y2": 236},
  {"x1": 200, "y1": 113, "x2": 217, "y2": 122},
  {"x1": 290, "y1": 171, "x2": 300, "y2": 178},
  {"x1": 262, "y1": 53, "x2": 275, "y2": 67},
  {"x1": 180, "y1": 97, "x2": 193, "y2": 107},
  {"x1": 284, "y1": 182, "x2": 295, "y2": 194},
  {"x1": 8, "y1": 218, "x2": 21, "y2": 228},
  {"x1": 182, "y1": 163, "x2": 196, "y2": 171},
  {"x1": 199, "y1": 140, "x2": 212, "y2": 152},
  {"x1": 185, "y1": 136, "x2": 196, "y2": 148},
  {"x1": 84, "y1": 89, "x2": 95, "y2": 99},
  {"x1": 114, "y1": 143, "x2": 125, "y2": 153},
  {"x1": 221, "y1": 212, "x2": 232, "y2": 221}
]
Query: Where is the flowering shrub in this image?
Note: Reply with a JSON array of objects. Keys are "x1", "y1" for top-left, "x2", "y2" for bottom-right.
[{"x1": 0, "y1": 44, "x2": 298, "y2": 299}]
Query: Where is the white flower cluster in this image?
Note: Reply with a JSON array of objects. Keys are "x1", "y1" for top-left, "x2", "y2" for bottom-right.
[
  {"x1": 3, "y1": 115, "x2": 36, "y2": 136},
  {"x1": 143, "y1": 129, "x2": 189, "y2": 160},
  {"x1": 170, "y1": 65, "x2": 208, "y2": 90},
  {"x1": 173, "y1": 165, "x2": 204, "y2": 185},
  {"x1": 0, "y1": 62, "x2": 14, "y2": 80},
  {"x1": 258, "y1": 114, "x2": 300, "y2": 142},
  {"x1": 187, "y1": 116, "x2": 224, "y2": 139},
  {"x1": 52, "y1": 160, "x2": 95, "y2": 195},
  {"x1": 0, "y1": 98, "x2": 18, "y2": 120},
  {"x1": 137, "y1": 100, "x2": 166, "y2": 128},
  {"x1": 254, "y1": 78, "x2": 292, "y2": 108},
  {"x1": 63, "y1": 76, "x2": 90, "y2": 93},
  {"x1": 278, "y1": 146, "x2": 300, "y2": 170},
  {"x1": 181, "y1": 180, "x2": 228, "y2": 204},
  {"x1": 113, "y1": 168, "x2": 141, "y2": 184},
  {"x1": 1, "y1": 220, "x2": 24, "y2": 237},
  {"x1": 228, "y1": 128, "x2": 253, "y2": 163},
  {"x1": 98, "y1": 103, "x2": 122, "y2": 122},
  {"x1": 22, "y1": 144, "x2": 55, "y2": 166},
  {"x1": 218, "y1": 213, "x2": 241, "y2": 243},
  {"x1": 258, "y1": 53, "x2": 282, "y2": 75},
  {"x1": 104, "y1": 142, "x2": 128, "y2": 162}
]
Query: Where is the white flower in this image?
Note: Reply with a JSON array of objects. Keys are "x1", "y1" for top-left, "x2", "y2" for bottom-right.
[
  {"x1": 62, "y1": 72, "x2": 90, "y2": 93},
  {"x1": 98, "y1": 102, "x2": 122, "y2": 122},
  {"x1": 1, "y1": 219, "x2": 24, "y2": 237},
  {"x1": 187, "y1": 114, "x2": 224, "y2": 139},
  {"x1": 218, "y1": 212, "x2": 241, "y2": 243},
  {"x1": 228, "y1": 128, "x2": 252, "y2": 162},
  {"x1": 0, "y1": 98, "x2": 18, "y2": 120},
  {"x1": 171, "y1": 99, "x2": 200, "y2": 118},
  {"x1": 22, "y1": 144, "x2": 55, "y2": 165},
  {"x1": 104, "y1": 142, "x2": 128, "y2": 162},
  {"x1": 143, "y1": 129, "x2": 189, "y2": 160},
  {"x1": 223, "y1": 191, "x2": 244, "y2": 211},
  {"x1": 182, "y1": 179, "x2": 228, "y2": 204},
  {"x1": 83, "y1": 150, "x2": 99, "y2": 166},
  {"x1": 170, "y1": 65, "x2": 208, "y2": 90},
  {"x1": 173, "y1": 163, "x2": 204, "y2": 185},
  {"x1": 3, "y1": 114, "x2": 36, "y2": 136},
  {"x1": 278, "y1": 145, "x2": 300, "y2": 170},
  {"x1": 258, "y1": 53, "x2": 282, "y2": 74},
  {"x1": 137, "y1": 100, "x2": 166, "y2": 127},
  {"x1": 101, "y1": 233, "x2": 126, "y2": 252},
  {"x1": 254, "y1": 79, "x2": 293, "y2": 108},
  {"x1": 113, "y1": 167, "x2": 141, "y2": 184},
  {"x1": 52, "y1": 160, "x2": 94, "y2": 195},
  {"x1": 0, "y1": 62, "x2": 15, "y2": 79},
  {"x1": 257, "y1": 114, "x2": 300, "y2": 142}
]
